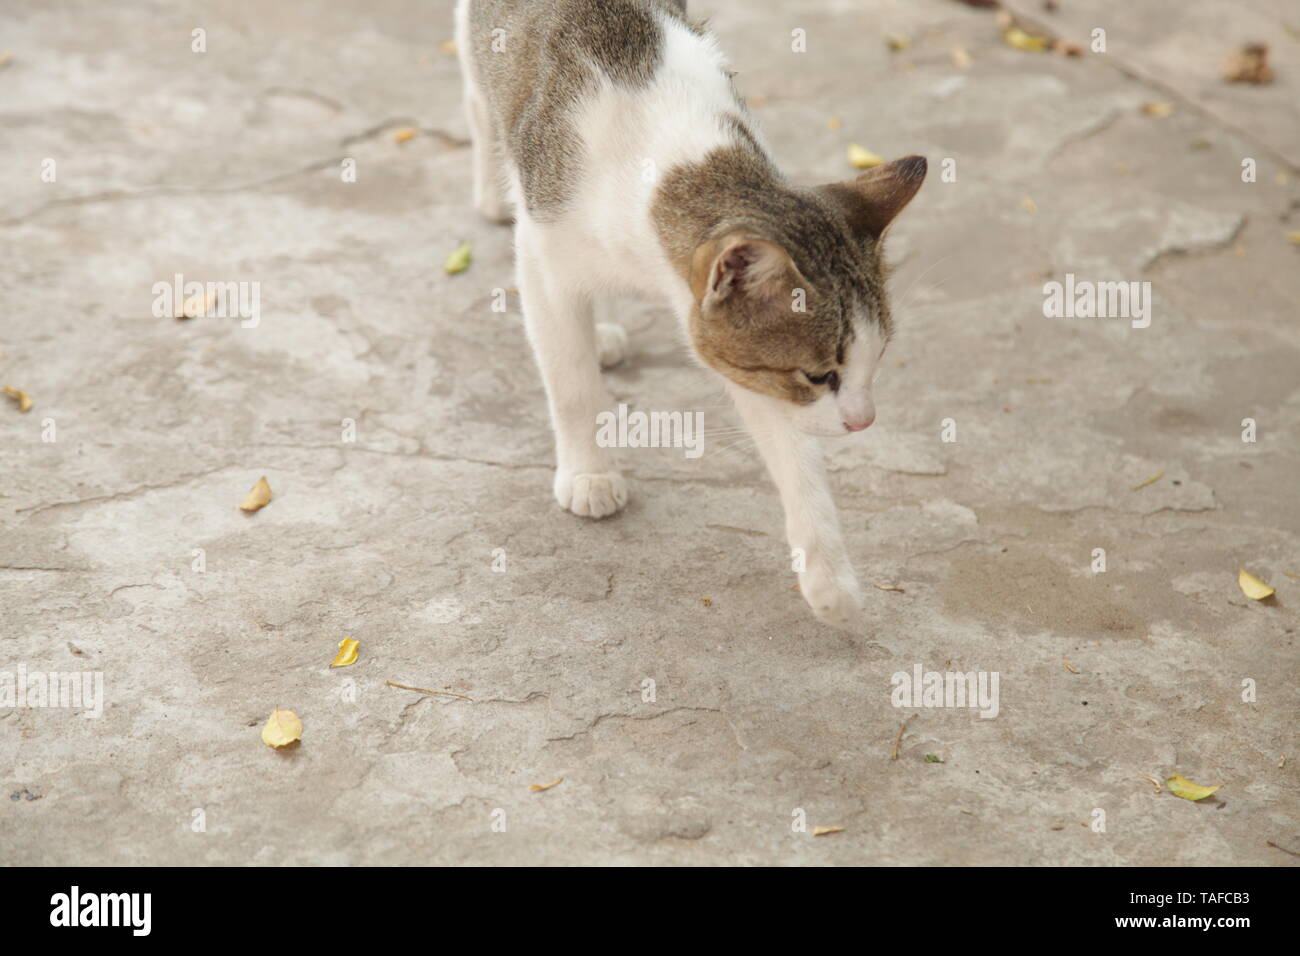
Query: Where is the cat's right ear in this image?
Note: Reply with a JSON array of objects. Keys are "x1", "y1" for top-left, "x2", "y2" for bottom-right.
[{"x1": 692, "y1": 235, "x2": 800, "y2": 324}]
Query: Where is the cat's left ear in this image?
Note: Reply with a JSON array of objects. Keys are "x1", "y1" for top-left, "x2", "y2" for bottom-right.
[{"x1": 817, "y1": 155, "x2": 927, "y2": 241}]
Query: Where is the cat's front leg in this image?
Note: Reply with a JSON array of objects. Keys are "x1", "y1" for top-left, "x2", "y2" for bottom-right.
[
  {"x1": 516, "y1": 221, "x2": 628, "y2": 518},
  {"x1": 727, "y1": 383, "x2": 864, "y2": 630}
]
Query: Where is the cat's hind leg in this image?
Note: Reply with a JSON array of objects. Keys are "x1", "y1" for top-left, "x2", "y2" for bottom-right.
[
  {"x1": 455, "y1": 2, "x2": 511, "y2": 223},
  {"x1": 516, "y1": 219, "x2": 628, "y2": 518},
  {"x1": 595, "y1": 321, "x2": 629, "y2": 369}
]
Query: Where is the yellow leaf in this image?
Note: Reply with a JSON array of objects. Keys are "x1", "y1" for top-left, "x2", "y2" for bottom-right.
[
  {"x1": 813, "y1": 825, "x2": 844, "y2": 836},
  {"x1": 393, "y1": 126, "x2": 417, "y2": 143},
  {"x1": 1003, "y1": 28, "x2": 1047, "y2": 52},
  {"x1": 330, "y1": 638, "x2": 359, "y2": 668},
  {"x1": 1285, "y1": 231, "x2": 1300, "y2": 245},
  {"x1": 444, "y1": 241, "x2": 472, "y2": 275},
  {"x1": 1022, "y1": 196, "x2": 1038, "y2": 214},
  {"x1": 530, "y1": 778, "x2": 562, "y2": 792},
  {"x1": 239, "y1": 476, "x2": 272, "y2": 512},
  {"x1": 178, "y1": 288, "x2": 215, "y2": 319},
  {"x1": 261, "y1": 708, "x2": 302, "y2": 748},
  {"x1": 1166, "y1": 773, "x2": 1221, "y2": 801},
  {"x1": 3, "y1": 386, "x2": 32, "y2": 413},
  {"x1": 1140, "y1": 101, "x2": 1175, "y2": 118},
  {"x1": 1131, "y1": 471, "x2": 1163, "y2": 491},
  {"x1": 847, "y1": 143, "x2": 884, "y2": 169},
  {"x1": 1237, "y1": 568, "x2": 1275, "y2": 600}
]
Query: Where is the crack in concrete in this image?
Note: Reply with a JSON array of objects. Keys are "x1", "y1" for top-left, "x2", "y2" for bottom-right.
[{"x1": 1, "y1": 119, "x2": 469, "y2": 227}]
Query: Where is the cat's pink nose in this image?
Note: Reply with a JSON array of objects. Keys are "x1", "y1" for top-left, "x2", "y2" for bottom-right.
[{"x1": 844, "y1": 415, "x2": 874, "y2": 432}]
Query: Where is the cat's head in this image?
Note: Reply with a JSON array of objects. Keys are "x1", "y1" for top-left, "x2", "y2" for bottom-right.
[{"x1": 688, "y1": 155, "x2": 926, "y2": 438}]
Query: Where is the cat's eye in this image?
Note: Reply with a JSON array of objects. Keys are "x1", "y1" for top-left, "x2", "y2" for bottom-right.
[{"x1": 804, "y1": 370, "x2": 839, "y2": 390}]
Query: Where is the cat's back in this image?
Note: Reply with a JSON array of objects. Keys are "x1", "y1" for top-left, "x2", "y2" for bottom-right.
[{"x1": 459, "y1": 0, "x2": 735, "y2": 219}]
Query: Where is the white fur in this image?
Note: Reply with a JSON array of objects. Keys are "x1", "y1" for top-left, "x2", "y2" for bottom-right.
[{"x1": 457, "y1": 2, "x2": 868, "y2": 628}]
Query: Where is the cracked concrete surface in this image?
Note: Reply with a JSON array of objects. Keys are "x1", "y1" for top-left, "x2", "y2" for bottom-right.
[{"x1": 2, "y1": 1, "x2": 1298, "y2": 865}]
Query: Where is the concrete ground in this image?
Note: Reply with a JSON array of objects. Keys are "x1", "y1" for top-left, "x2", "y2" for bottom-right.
[{"x1": 1, "y1": 0, "x2": 1297, "y2": 866}]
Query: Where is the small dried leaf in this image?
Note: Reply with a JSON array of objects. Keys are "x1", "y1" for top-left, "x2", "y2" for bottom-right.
[
  {"x1": 3, "y1": 386, "x2": 32, "y2": 413},
  {"x1": 330, "y1": 638, "x2": 359, "y2": 668},
  {"x1": 1285, "y1": 231, "x2": 1300, "y2": 245},
  {"x1": 827, "y1": 115, "x2": 842, "y2": 130},
  {"x1": 239, "y1": 476, "x2": 272, "y2": 512},
  {"x1": 1166, "y1": 773, "x2": 1221, "y2": 801},
  {"x1": 1131, "y1": 471, "x2": 1163, "y2": 491},
  {"x1": 700, "y1": 597, "x2": 712, "y2": 607},
  {"x1": 393, "y1": 126, "x2": 417, "y2": 143},
  {"x1": 530, "y1": 778, "x2": 563, "y2": 793},
  {"x1": 1237, "y1": 568, "x2": 1275, "y2": 601},
  {"x1": 1003, "y1": 27, "x2": 1047, "y2": 52},
  {"x1": 847, "y1": 143, "x2": 885, "y2": 169},
  {"x1": 1022, "y1": 196, "x2": 1039, "y2": 214},
  {"x1": 1140, "y1": 101, "x2": 1175, "y2": 118},
  {"x1": 178, "y1": 288, "x2": 215, "y2": 319},
  {"x1": 1063, "y1": 656, "x2": 1080, "y2": 674},
  {"x1": 261, "y1": 708, "x2": 302, "y2": 748},
  {"x1": 885, "y1": 34, "x2": 911, "y2": 52},
  {"x1": 444, "y1": 241, "x2": 472, "y2": 275},
  {"x1": 950, "y1": 45, "x2": 972, "y2": 69},
  {"x1": 873, "y1": 583, "x2": 905, "y2": 593},
  {"x1": 439, "y1": 40, "x2": 458, "y2": 55},
  {"x1": 1221, "y1": 43, "x2": 1272, "y2": 85},
  {"x1": 813, "y1": 825, "x2": 844, "y2": 836}
]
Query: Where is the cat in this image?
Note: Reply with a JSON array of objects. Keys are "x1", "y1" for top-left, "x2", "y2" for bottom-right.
[{"x1": 454, "y1": 0, "x2": 926, "y2": 629}]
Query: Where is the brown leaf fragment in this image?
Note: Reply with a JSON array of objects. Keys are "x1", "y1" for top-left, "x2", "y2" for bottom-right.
[
  {"x1": 385, "y1": 680, "x2": 472, "y2": 701},
  {"x1": 239, "y1": 476, "x2": 272, "y2": 512},
  {"x1": 1139, "y1": 774, "x2": 1163, "y2": 794},
  {"x1": 1063, "y1": 656, "x2": 1080, "y2": 674},
  {"x1": 892, "y1": 713, "x2": 916, "y2": 761},
  {"x1": 1222, "y1": 43, "x2": 1273, "y2": 84},
  {"x1": 813, "y1": 825, "x2": 845, "y2": 836},
  {"x1": 530, "y1": 778, "x2": 562, "y2": 793},
  {"x1": 1140, "y1": 101, "x2": 1175, "y2": 118},
  {"x1": 3, "y1": 386, "x2": 32, "y2": 413},
  {"x1": 393, "y1": 126, "x2": 417, "y2": 143},
  {"x1": 873, "y1": 583, "x2": 905, "y2": 593},
  {"x1": 700, "y1": 597, "x2": 712, "y2": 607}
]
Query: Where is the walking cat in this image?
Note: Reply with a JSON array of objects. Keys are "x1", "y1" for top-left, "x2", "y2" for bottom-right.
[{"x1": 455, "y1": 0, "x2": 926, "y2": 628}]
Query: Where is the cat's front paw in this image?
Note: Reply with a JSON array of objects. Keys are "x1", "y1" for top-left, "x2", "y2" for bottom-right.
[
  {"x1": 799, "y1": 561, "x2": 864, "y2": 631},
  {"x1": 554, "y1": 469, "x2": 628, "y2": 519}
]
